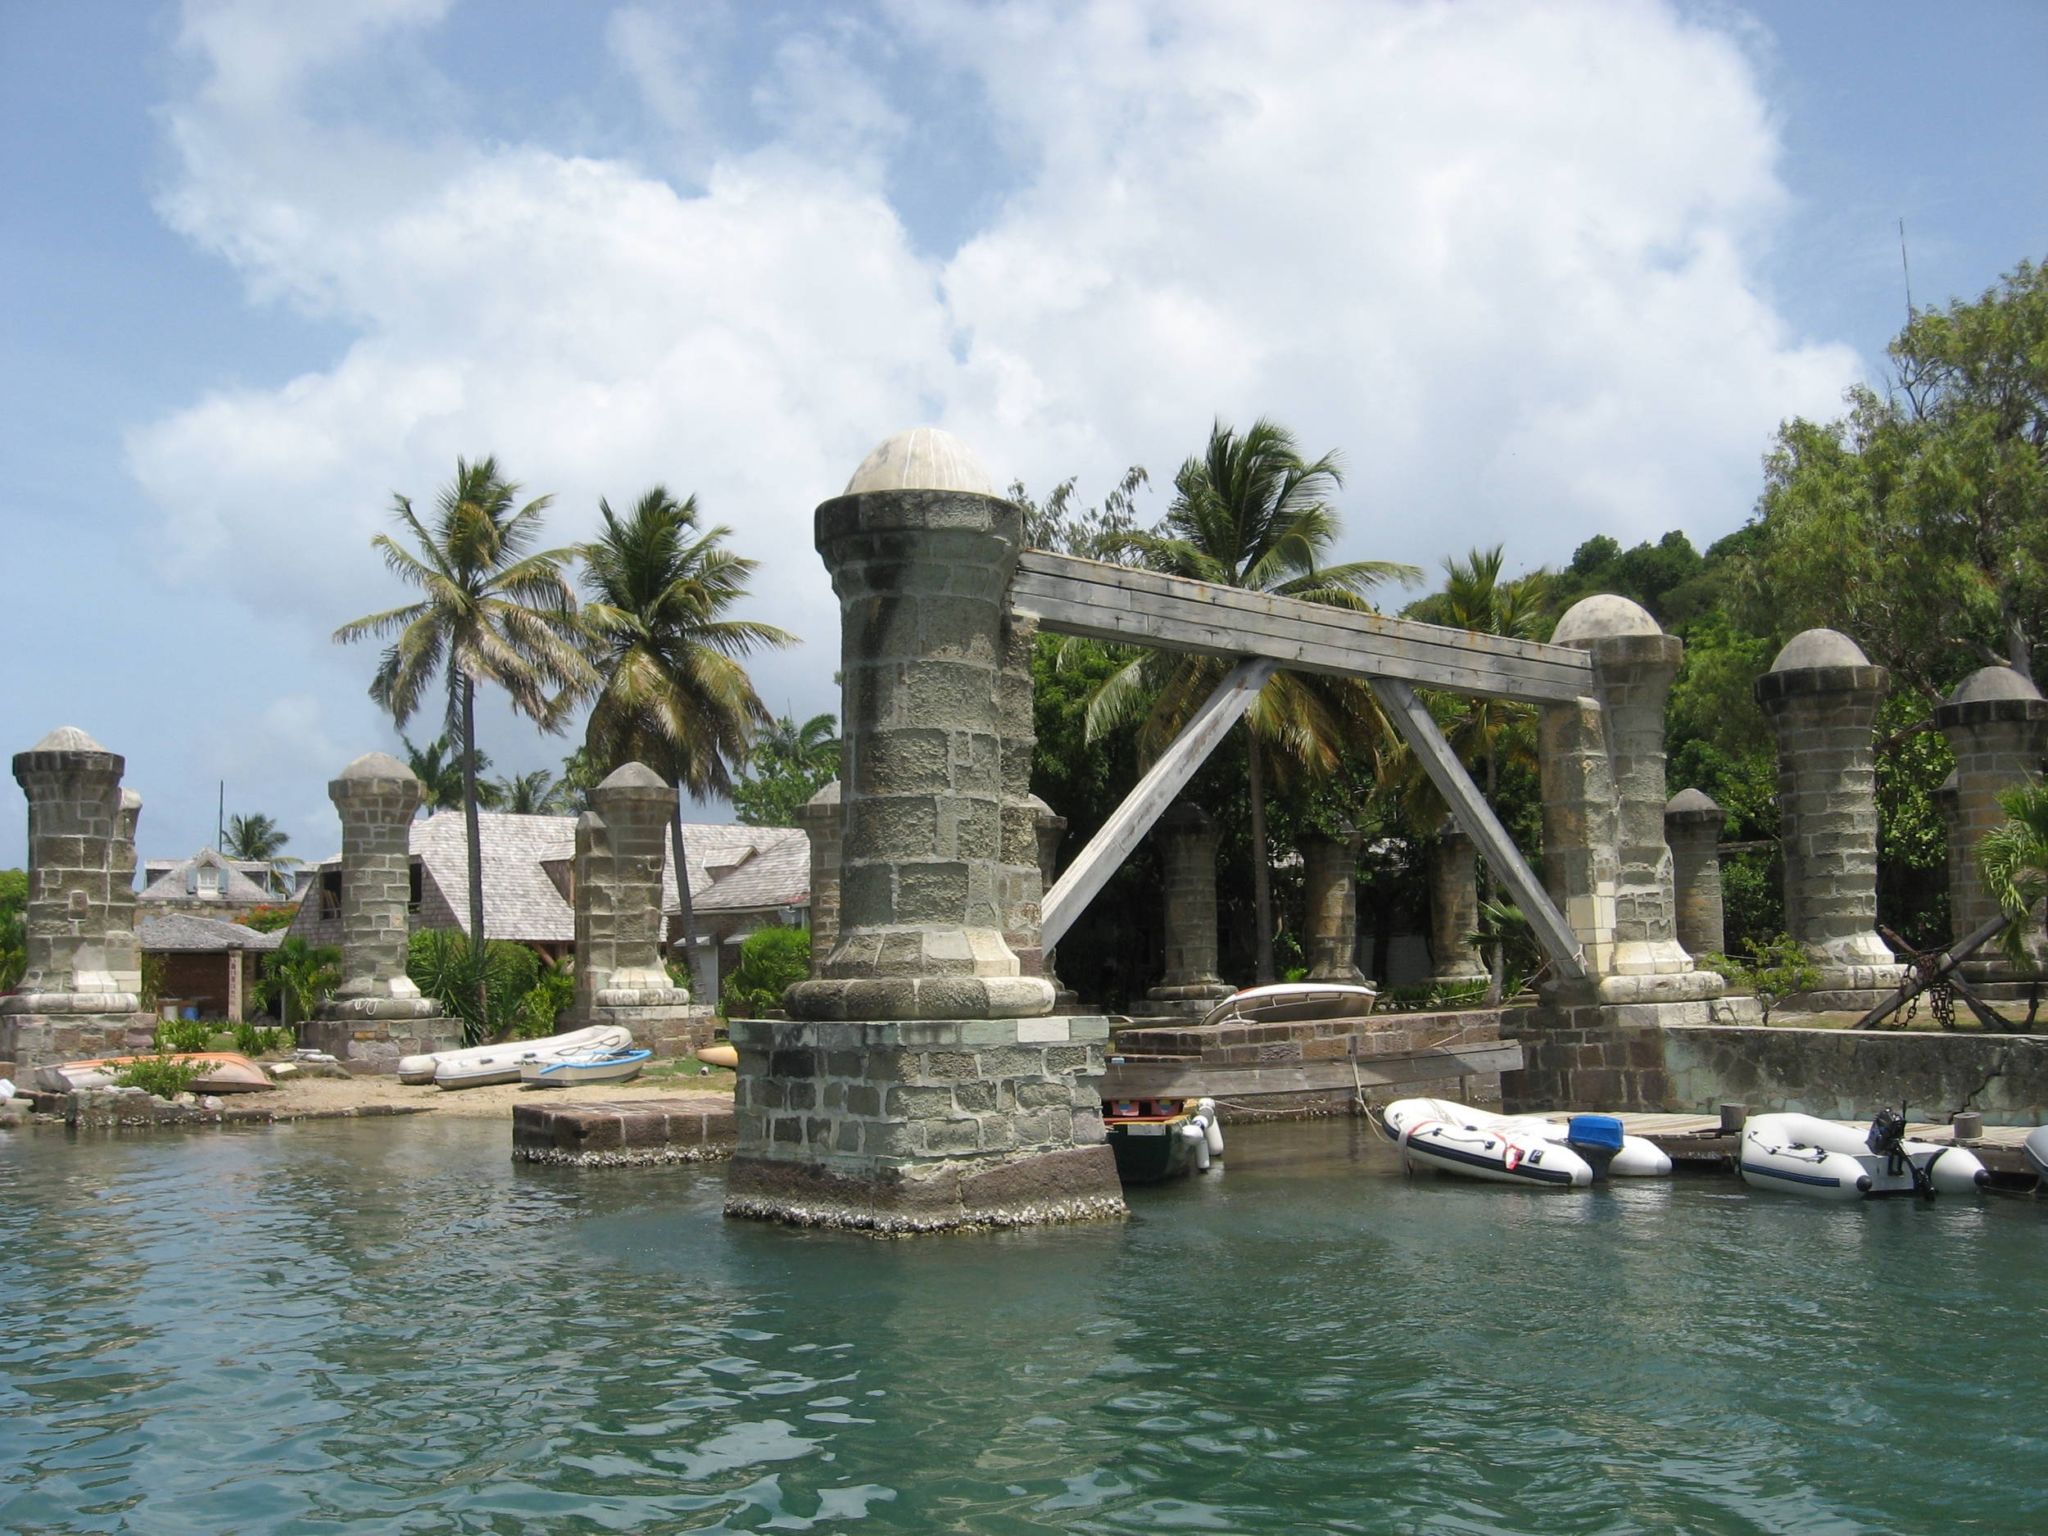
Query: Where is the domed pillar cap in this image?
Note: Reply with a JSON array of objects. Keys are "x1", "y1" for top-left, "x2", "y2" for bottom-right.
[
  {"x1": 844, "y1": 427, "x2": 994, "y2": 495},
  {"x1": 1552, "y1": 594, "x2": 1663, "y2": 644},
  {"x1": 1664, "y1": 787, "x2": 1723, "y2": 828},
  {"x1": 1770, "y1": 628, "x2": 1871, "y2": 671}
]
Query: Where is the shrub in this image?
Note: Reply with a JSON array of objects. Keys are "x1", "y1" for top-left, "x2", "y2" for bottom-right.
[
  {"x1": 232, "y1": 1022, "x2": 290, "y2": 1056},
  {"x1": 155, "y1": 1017, "x2": 217, "y2": 1053},
  {"x1": 1702, "y1": 934, "x2": 1822, "y2": 1025},
  {"x1": 260, "y1": 936, "x2": 341, "y2": 1029},
  {"x1": 241, "y1": 904, "x2": 300, "y2": 934},
  {"x1": 115, "y1": 1053, "x2": 206, "y2": 1100},
  {"x1": 719, "y1": 926, "x2": 812, "y2": 1018},
  {"x1": 512, "y1": 960, "x2": 578, "y2": 1039},
  {"x1": 407, "y1": 930, "x2": 542, "y2": 1046}
]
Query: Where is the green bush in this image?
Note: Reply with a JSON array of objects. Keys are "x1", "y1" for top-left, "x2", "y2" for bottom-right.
[
  {"x1": 115, "y1": 1053, "x2": 206, "y2": 1099},
  {"x1": 241, "y1": 904, "x2": 300, "y2": 934},
  {"x1": 232, "y1": 1022, "x2": 290, "y2": 1056},
  {"x1": 155, "y1": 1017, "x2": 218, "y2": 1053},
  {"x1": 719, "y1": 926, "x2": 811, "y2": 1018},
  {"x1": 1701, "y1": 934, "x2": 1822, "y2": 1025},
  {"x1": 407, "y1": 930, "x2": 543, "y2": 1046},
  {"x1": 512, "y1": 960, "x2": 578, "y2": 1039},
  {"x1": 260, "y1": 936, "x2": 341, "y2": 1029}
]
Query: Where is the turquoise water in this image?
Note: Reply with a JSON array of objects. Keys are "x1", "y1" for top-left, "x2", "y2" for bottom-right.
[{"x1": 1, "y1": 1118, "x2": 2042, "y2": 1535}]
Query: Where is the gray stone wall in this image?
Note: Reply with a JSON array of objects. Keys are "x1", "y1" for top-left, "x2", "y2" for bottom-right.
[
  {"x1": 1537, "y1": 695, "x2": 1620, "y2": 978},
  {"x1": 1426, "y1": 819, "x2": 1487, "y2": 984},
  {"x1": 1031, "y1": 795, "x2": 1076, "y2": 1004},
  {"x1": 725, "y1": 1014, "x2": 1126, "y2": 1231},
  {"x1": 1755, "y1": 631, "x2": 1903, "y2": 992},
  {"x1": 1301, "y1": 826, "x2": 1365, "y2": 983},
  {"x1": 1149, "y1": 801, "x2": 1232, "y2": 1002},
  {"x1": 325, "y1": 752, "x2": 437, "y2": 1017},
  {"x1": 575, "y1": 762, "x2": 691, "y2": 1015},
  {"x1": 997, "y1": 613, "x2": 1046, "y2": 978},
  {"x1": 108, "y1": 789, "x2": 143, "y2": 996},
  {"x1": 1664, "y1": 788, "x2": 1726, "y2": 962},
  {"x1": 794, "y1": 780, "x2": 842, "y2": 976},
  {"x1": 1934, "y1": 666, "x2": 2048, "y2": 975}
]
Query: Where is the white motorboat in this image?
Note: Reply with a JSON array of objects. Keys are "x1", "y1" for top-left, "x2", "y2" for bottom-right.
[
  {"x1": 399, "y1": 1025, "x2": 630, "y2": 1085},
  {"x1": 1198, "y1": 981, "x2": 1378, "y2": 1028},
  {"x1": 1379, "y1": 1097, "x2": 1673, "y2": 1187},
  {"x1": 1739, "y1": 1110, "x2": 1988, "y2": 1201},
  {"x1": 520, "y1": 1048, "x2": 651, "y2": 1088}
]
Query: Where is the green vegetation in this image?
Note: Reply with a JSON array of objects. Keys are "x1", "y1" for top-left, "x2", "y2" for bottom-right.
[
  {"x1": 406, "y1": 929, "x2": 542, "y2": 1046},
  {"x1": 241, "y1": 904, "x2": 300, "y2": 934},
  {"x1": 578, "y1": 486, "x2": 795, "y2": 953},
  {"x1": 718, "y1": 925, "x2": 811, "y2": 1018},
  {"x1": 511, "y1": 959, "x2": 577, "y2": 1039},
  {"x1": 1979, "y1": 777, "x2": 2048, "y2": 971},
  {"x1": 1702, "y1": 936, "x2": 1823, "y2": 1025},
  {"x1": 336, "y1": 457, "x2": 592, "y2": 1022},
  {"x1": 114, "y1": 1054, "x2": 207, "y2": 1100},
  {"x1": 260, "y1": 937, "x2": 342, "y2": 1030},
  {"x1": 232, "y1": 1022, "x2": 291, "y2": 1055},
  {"x1": 155, "y1": 1016, "x2": 216, "y2": 1053},
  {"x1": 0, "y1": 867, "x2": 25, "y2": 992},
  {"x1": 733, "y1": 713, "x2": 840, "y2": 828}
]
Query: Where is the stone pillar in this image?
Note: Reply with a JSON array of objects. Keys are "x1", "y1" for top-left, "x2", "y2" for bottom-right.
[
  {"x1": 1664, "y1": 789, "x2": 1727, "y2": 962},
  {"x1": 303, "y1": 752, "x2": 454, "y2": 1070},
  {"x1": 731, "y1": 428, "x2": 1121, "y2": 1234},
  {"x1": 1545, "y1": 596, "x2": 1719, "y2": 1004},
  {"x1": 997, "y1": 613, "x2": 1046, "y2": 979},
  {"x1": 108, "y1": 789, "x2": 144, "y2": 996},
  {"x1": 794, "y1": 779, "x2": 842, "y2": 976},
  {"x1": 1030, "y1": 795, "x2": 1077, "y2": 1005},
  {"x1": 572, "y1": 763, "x2": 702, "y2": 1051},
  {"x1": 1427, "y1": 817, "x2": 1488, "y2": 985},
  {"x1": 1935, "y1": 665, "x2": 2048, "y2": 977},
  {"x1": 1755, "y1": 629, "x2": 1905, "y2": 998},
  {"x1": 1147, "y1": 801, "x2": 1234, "y2": 1005},
  {"x1": 1301, "y1": 824, "x2": 1366, "y2": 983},
  {"x1": 1, "y1": 727, "x2": 155, "y2": 1071},
  {"x1": 784, "y1": 432, "x2": 1053, "y2": 1025}
]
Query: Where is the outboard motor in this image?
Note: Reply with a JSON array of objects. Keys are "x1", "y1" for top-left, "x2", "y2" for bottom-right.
[
  {"x1": 1564, "y1": 1114, "x2": 1625, "y2": 1182},
  {"x1": 1866, "y1": 1107, "x2": 1909, "y2": 1170}
]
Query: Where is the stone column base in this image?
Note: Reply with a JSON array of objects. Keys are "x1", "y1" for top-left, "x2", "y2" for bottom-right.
[
  {"x1": 1123, "y1": 997, "x2": 1222, "y2": 1022},
  {"x1": 1502, "y1": 997, "x2": 1728, "y2": 1113},
  {"x1": 302, "y1": 1007, "x2": 463, "y2": 1074},
  {"x1": 1, "y1": 1008, "x2": 156, "y2": 1072},
  {"x1": 723, "y1": 1014, "x2": 1128, "y2": 1233},
  {"x1": 585, "y1": 998, "x2": 716, "y2": 1058}
]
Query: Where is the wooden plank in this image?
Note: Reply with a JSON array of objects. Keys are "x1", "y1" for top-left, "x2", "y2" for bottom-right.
[
  {"x1": 1012, "y1": 551, "x2": 1593, "y2": 703},
  {"x1": 1099, "y1": 1041, "x2": 1525, "y2": 1098},
  {"x1": 1041, "y1": 659, "x2": 1277, "y2": 949},
  {"x1": 1370, "y1": 678, "x2": 1587, "y2": 980}
]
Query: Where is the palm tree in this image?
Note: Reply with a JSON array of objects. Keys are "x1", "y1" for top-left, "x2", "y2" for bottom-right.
[
  {"x1": 335, "y1": 457, "x2": 591, "y2": 1003},
  {"x1": 491, "y1": 768, "x2": 572, "y2": 815},
  {"x1": 1091, "y1": 418, "x2": 1419, "y2": 981},
  {"x1": 578, "y1": 487, "x2": 796, "y2": 964},
  {"x1": 1980, "y1": 777, "x2": 2048, "y2": 971},
  {"x1": 1399, "y1": 546, "x2": 1550, "y2": 1000},
  {"x1": 223, "y1": 811, "x2": 298, "y2": 898},
  {"x1": 755, "y1": 712, "x2": 841, "y2": 777},
  {"x1": 401, "y1": 733, "x2": 499, "y2": 813}
]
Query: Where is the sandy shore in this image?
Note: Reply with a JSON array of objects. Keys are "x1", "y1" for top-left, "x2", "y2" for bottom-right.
[{"x1": 251, "y1": 1064, "x2": 735, "y2": 1120}]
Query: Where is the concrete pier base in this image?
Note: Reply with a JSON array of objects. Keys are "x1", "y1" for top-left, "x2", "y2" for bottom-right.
[
  {"x1": 1502, "y1": 996, "x2": 1757, "y2": 1113},
  {"x1": 723, "y1": 1014, "x2": 1128, "y2": 1233},
  {"x1": 302, "y1": 999, "x2": 461, "y2": 1074}
]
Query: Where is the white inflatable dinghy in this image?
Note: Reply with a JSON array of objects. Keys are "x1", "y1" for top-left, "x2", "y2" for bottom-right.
[
  {"x1": 1380, "y1": 1097, "x2": 1672, "y2": 1187},
  {"x1": 399, "y1": 1024, "x2": 631, "y2": 1087},
  {"x1": 1739, "y1": 1109, "x2": 1988, "y2": 1200},
  {"x1": 1199, "y1": 981, "x2": 1377, "y2": 1028}
]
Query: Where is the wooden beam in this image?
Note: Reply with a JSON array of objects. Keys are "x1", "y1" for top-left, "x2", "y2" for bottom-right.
[
  {"x1": 1012, "y1": 551, "x2": 1593, "y2": 703},
  {"x1": 1370, "y1": 678, "x2": 1586, "y2": 980},
  {"x1": 1099, "y1": 1041, "x2": 1526, "y2": 1099},
  {"x1": 1041, "y1": 658, "x2": 1277, "y2": 950}
]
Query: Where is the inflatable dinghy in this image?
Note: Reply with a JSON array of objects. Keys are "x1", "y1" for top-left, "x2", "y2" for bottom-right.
[
  {"x1": 397, "y1": 1024, "x2": 630, "y2": 1085},
  {"x1": 1739, "y1": 1110, "x2": 1988, "y2": 1201},
  {"x1": 1380, "y1": 1097, "x2": 1671, "y2": 1187}
]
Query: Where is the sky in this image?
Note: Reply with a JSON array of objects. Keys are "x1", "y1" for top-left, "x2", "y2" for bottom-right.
[{"x1": 2, "y1": 0, "x2": 2044, "y2": 871}]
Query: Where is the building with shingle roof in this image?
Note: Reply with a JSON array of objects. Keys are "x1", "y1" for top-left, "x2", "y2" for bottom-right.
[
  {"x1": 137, "y1": 913, "x2": 283, "y2": 1022},
  {"x1": 285, "y1": 810, "x2": 809, "y2": 991},
  {"x1": 138, "y1": 848, "x2": 297, "y2": 920}
]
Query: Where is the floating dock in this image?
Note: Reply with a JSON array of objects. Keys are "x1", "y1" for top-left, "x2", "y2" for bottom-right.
[{"x1": 1619, "y1": 1112, "x2": 2041, "y2": 1185}]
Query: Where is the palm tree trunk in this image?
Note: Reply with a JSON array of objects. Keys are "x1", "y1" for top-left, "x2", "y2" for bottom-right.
[
  {"x1": 1248, "y1": 731, "x2": 1275, "y2": 984},
  {"x1": 460, "y1": 672, "x2": 488, "y2": 1022},
  {"x1": 669, "y1": 802, "x2": 700, "y2": 997}
]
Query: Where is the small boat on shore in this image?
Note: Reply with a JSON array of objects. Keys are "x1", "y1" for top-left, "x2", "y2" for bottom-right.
[
  {"x1": 520, "y1": 1048, "x2": 651, "y2": 1088},
  {"x1": 33, "y1": 1052, "x2": 275, "y2": 1095},
  {"x1": 401, "y1": 1025, "x2": 630, "y2": 1086},
  {"x1": 1199, "y1": 981, "x2": 1377, "y2": 1028},
  {"x1": 1380, "y1": 1098, "x2": 1671, "y2": 1187},
  {"x1": 1739, "y1": 1110, "x2": 1988, "y2": 1200},
  {"x1": 1103, "y1": 1096, "x2": 1222, "y2": 1184},
  {"x1": 694, "y1": 1043, "x2": 739, "y2": 1070}
]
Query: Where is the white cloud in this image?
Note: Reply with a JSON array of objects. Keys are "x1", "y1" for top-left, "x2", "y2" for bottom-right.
[{"x1": 130, "y1": 0, "x2": 1857, "y2": 739}]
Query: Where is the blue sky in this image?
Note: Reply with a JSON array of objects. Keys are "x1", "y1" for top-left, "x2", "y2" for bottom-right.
[{"x1": 2, "y1": 0, "x2": 2044, "y2": 872}]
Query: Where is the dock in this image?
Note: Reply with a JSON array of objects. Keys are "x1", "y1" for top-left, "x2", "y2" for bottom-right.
[{"x1": 1619, "y1": 1112, "x2": 2041, "y2": 1184}]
